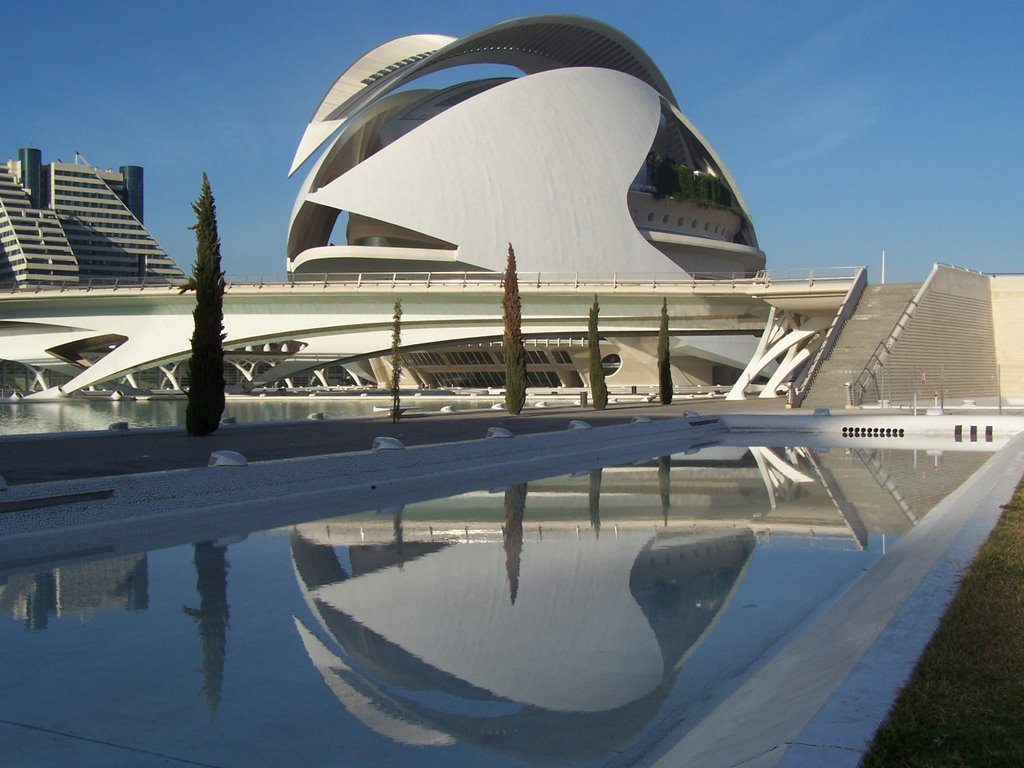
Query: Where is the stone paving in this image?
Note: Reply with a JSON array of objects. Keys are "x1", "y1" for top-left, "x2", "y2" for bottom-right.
[{"x1": 0, "y1": 397, "x2": 786, "y2": 486}]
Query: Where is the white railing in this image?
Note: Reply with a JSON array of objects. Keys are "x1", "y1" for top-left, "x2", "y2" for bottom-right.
[{"x1": 0, "y1": 267, "x2": 863, "y2": 295}]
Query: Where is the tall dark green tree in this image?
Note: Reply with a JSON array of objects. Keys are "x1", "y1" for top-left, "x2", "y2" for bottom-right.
[
  {"x1": 658, "y1": 297, "x2": 673, "y2": 405},
  {"x1": 588, "y1": 295, "x2": 608, "y2": 410},
  {"x1": 502, "y1": 243, "x2": 527, "y2": 415},
  {"x1": 390, "y1": 299, "x2": 403, "y2": 423},
  {"x1": 185, "y1": 173, "x2": 225, "y2": 436}
]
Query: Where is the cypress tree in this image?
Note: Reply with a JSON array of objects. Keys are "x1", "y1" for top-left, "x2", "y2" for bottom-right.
[
  {"x1": 502, "y1": 243, "x2": 527, "y2": 415},
  {"x1": 185, "y1": 173, "x2": 225, "y2": 436},
  {"x1": 390, "y1": 299, "x2": 402, "y2": 423},
  {"x1": 658, "y1": 297, "x2": 673, "y2": 404},
  {"x1": 588, "y1": 295, "x2": 608, "y2": 410}
]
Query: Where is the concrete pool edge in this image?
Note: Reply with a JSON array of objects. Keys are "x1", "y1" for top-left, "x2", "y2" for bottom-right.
[
  {"x1": 649, "y1": 430, "x2": 1024, "y2": 768},
  {"x1": 774, "y1": 430, "x2": 1024, "y2": 768},
  {"x1": 0, "y1": 415, "x2": 724, "y2": 566}
]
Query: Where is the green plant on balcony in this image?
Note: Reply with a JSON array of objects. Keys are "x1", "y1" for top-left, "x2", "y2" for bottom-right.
[{"x1": 647, "y1": 153, "x2": 735, "y2": 211}]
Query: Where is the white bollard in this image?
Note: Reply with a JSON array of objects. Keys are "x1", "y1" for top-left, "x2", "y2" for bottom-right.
[{"x1": 209, "y1": 450, "x2": 248, "y2": 467}]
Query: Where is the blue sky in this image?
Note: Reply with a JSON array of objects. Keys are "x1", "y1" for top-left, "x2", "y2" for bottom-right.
[{"x1": 8, "y1": 0, "x2": 1021, "y2": 283}]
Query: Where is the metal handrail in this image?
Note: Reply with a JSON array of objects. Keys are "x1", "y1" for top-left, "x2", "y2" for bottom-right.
[
  {"x1": 850, "y1": 295, "x2": 921, "y2": 406},
  {"x1": 1, "y1": 276, "x2": 186, "y2": 294},
  {"x1": 0, "y1": 267, "x2": 863, "y2": 295},
  {"x1": 789, "y1": 267, "x2": 867, "y2": 407}
]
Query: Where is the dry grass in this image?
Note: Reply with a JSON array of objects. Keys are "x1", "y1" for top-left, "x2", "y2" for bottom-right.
[{"x1": 862, "y1": 478, "x2": 1024, "y2": 767}]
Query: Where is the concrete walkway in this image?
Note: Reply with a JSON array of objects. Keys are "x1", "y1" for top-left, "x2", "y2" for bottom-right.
[{"x1": 0, "y1": 397, "x2": 785, "y2": 486}]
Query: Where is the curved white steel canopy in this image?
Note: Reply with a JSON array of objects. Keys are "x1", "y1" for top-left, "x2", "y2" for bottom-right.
[{"x1": 289, "y1": 15, "x2": 679, "y2": 175}]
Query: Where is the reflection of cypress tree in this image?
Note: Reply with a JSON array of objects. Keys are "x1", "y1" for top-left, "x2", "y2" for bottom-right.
[
  {"x1": 27, "y1": 571, "x2": 56, "y2": 631},
  {"x1": 502, "y1": 483, "x2": 527, "y2": 605},
  {"x1": 182, "y1": 542, "x2": 230, "y2": 720},
  {"x1": 392, "y1": 507, "x2": 405, "y2": 567},
  {"x1": 589, "y1": 468, "x2": 603, "y2": 538},
  {"x1": 118, "y1": 556, "x2": 150, "y2": 611},
  {"x1": 658, "y1": 456, "x2": 671, "y2": 526}
]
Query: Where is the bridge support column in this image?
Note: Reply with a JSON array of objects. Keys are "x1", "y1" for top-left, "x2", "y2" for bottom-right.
[
  {"x1": 726, "y1": 308, "x2": 828, "y2": 400},
  {"x1": 158, "y1": 363, "x2": 181, "y2": 390},
  {"x1": 23, "y1": 364, "x2": 49, "y2": 392}
]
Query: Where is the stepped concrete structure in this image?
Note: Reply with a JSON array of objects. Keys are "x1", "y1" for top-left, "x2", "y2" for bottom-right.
[
  {"x1": 871, "y1": 267, "x2": 997, "y2": 406},
  {"x1": 801, "y1": 283, "x2": 920, "y2": 409},
  {"x1": 801, "y1": 264, "x2": 1015, "y2": 410}
]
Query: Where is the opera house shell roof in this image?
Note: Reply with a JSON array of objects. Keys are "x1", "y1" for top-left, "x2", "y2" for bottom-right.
[{"x1": 287, "y1": 15, "x2": 764, "y2": 278}]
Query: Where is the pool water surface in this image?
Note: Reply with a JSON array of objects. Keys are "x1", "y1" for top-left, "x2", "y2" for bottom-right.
[{"x1": 0, "y1": 443, "x2": 993, "y2": 767}]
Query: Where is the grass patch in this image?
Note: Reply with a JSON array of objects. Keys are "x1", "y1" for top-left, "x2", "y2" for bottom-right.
[{"x1": 862, "y1": 477, "x2": 1024, "y2": 767}]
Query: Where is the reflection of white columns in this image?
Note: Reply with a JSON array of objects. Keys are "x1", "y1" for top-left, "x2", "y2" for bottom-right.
[
  {"x1": 749, "y1": 446, "x2": 815, "y2": 509},
  {"x1": 726, "y1": 309, "x2": 828, "y2": 400}
]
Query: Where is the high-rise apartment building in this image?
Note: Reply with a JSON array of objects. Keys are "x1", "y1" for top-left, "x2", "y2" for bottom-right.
[{"x1": 0, "y1": 147, "x2": 185, "y2": 285}]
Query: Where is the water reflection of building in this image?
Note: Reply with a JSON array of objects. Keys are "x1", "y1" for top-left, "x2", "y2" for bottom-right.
[
  {"x1": 283, "y1": 444, "x2": 992, "y2": 760},
  {"x1": 291, "y1": 523, "x2": 754, "y2": 761},
  {"x1": 0, "y1": 554, "x2": 148, "y2": 631},
  {"x1": 815, "y1": 446, "x2": 990, "y2": 530},
  {"x1": 356, "y1": 445, "x2": 989, "y2": 544}
]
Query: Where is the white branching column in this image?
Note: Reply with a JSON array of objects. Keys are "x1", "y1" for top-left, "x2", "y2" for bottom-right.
[{"x1": 726, "y1": 308, "x2": 829, "y2": 400}]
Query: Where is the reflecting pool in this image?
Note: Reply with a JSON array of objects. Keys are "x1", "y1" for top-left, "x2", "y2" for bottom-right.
[
  {"x1": 0, "y1": 395, "x2": 507, "y2": 435},
  {"x1": 0, "y1": 443, "x2": 994, "y2": 767}
]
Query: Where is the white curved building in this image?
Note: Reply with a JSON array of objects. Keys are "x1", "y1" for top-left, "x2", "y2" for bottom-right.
[{"x1": 288, "y1": 15, "x2": 764, "y2": 279}]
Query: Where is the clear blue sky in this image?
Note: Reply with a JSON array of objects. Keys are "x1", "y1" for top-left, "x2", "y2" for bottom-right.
[{"x1": 8, "y1": 0, "x2": 1021, "y2": 283}]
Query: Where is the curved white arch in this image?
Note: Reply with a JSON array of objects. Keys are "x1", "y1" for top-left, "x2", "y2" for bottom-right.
[
  {"x1": 288, "y1": 88, "x2": 432, "y2": 261},
  {"x1": 290, "y1": 34, "x2": 455, "y2": 174},
  {"x1": 289, "y1": 15, "x2": 679, "y2": 177}
]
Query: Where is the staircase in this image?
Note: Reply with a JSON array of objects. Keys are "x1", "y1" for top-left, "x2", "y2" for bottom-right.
[{"x1": 801, "y1": 283, "x2": 920, "y2": 409}]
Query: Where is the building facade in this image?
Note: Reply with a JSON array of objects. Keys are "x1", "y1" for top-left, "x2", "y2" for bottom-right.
[
  {"x1": 0, "y1": 148, "x2": 184, "y2": 286},
  {"x1": 287, "y1": 17, "x2": 764, "y2": 280}
]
